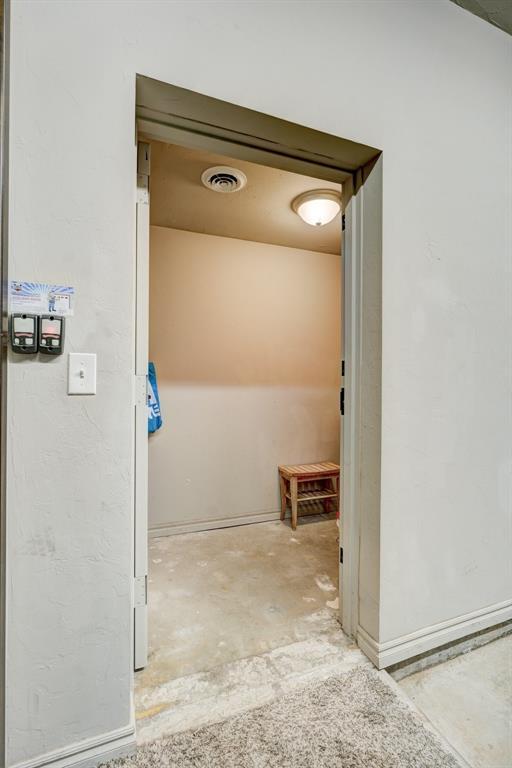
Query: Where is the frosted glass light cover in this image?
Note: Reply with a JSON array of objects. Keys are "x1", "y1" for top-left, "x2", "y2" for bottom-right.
[
  {"x1": 292, "y1": 190, "x2": 341, "y2": 227},
  {"x1": 297, "y1": 198, "x2": 340, "y2": 226}
]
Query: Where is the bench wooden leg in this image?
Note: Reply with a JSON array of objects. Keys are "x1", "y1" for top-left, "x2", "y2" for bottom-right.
[
  {"x1": 322, "y1": 478, "x2": 331, "y2": 513},
  {"x1": 290, "y1": 477, "x2": 298, "y2": 530},
  {"x1": 279, "y1": 474, "x2": 287, "y2": 520}
]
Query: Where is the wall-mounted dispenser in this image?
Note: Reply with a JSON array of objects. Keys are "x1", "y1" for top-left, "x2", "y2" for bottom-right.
[
  {"x1": 9, "y1": 313, "x2": 38, "y2": 354},
  {"x1": 38, "y1": 315, "x2": 65, "y2": 355},
  {"x1": 9, "y1": 313, "x2": 65, "y2": 355}
]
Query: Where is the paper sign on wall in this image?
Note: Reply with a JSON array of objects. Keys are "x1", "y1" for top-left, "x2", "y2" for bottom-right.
[{"x1": 9, "y1": 281, "x2": 75, "y2": 316}]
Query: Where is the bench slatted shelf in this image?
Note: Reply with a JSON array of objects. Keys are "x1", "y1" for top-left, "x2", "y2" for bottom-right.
[{"x1": 278, "y1": 461, "x2": 340, "y2": 530}]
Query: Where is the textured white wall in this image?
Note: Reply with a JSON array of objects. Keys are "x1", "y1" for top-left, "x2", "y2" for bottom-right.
[
  {"x1": 148, "y1": 227, "x2": 341, "y2": 533},
  {"x1": 6, "y1": 1, "x2": 511, "y2": 765}
]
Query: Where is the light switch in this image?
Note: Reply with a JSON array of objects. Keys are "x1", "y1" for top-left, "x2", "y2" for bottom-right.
[{"x1": 68, "y1": 353, "x2": 97, "y2": 395}]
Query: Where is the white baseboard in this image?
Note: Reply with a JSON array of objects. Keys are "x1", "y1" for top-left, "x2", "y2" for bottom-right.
[
  {"x1": 149, "y1": 504, "x2": 330, "y2": 538},
  {"x1": 10, "y1": 723, "x2": 136, "y2": 768},
  {"x1": 149, "y1": 509, "x2": 281, "y2": 537},
  {"x1": 357, "y1": 598, "x2": 512, "y2": 669}
]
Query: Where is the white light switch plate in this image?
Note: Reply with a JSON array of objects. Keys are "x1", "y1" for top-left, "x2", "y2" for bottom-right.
[{"x1": 68, "y1": 353, "x2": 97, "y2": 395}]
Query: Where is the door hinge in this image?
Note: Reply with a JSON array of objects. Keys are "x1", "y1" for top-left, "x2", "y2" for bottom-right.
[
  {"x1": 137, "y1": 174, "x2": 149, "y2": 204},
  {"x1": 134, "y1": 374, "x2": 148, "y2": 407},
  {"x1": 137, "y1": 141, "x2": 151, "y2": 176},
  {"x1": 342, "y1": 213, "x2": 346, "y2": 232},
  {"x1": 340, "y1": 547, "x2": 344, "y2": 564},
  {"x1": 340, "y1": 387, "x2": 345, "y2": 416},
  {"x1": 134, "y1": 575, "x2": 147, "y2": 608}
]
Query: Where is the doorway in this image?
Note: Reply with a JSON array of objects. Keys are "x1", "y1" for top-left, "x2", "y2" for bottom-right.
[
  {"x1": 133, "y1": 75, "x2": 383, "y2": 735},
  {"x1": 139, "y1": 138, "x2": 343, "y2": 690}
]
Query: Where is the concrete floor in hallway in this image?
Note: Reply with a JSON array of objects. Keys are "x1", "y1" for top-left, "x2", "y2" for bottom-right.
[
  {"x1": 134, "y1": 514, "x2": 372, "y2": 743},
  {"x1": 399, "y1": 634, "x2": 512, "y2": 768}
]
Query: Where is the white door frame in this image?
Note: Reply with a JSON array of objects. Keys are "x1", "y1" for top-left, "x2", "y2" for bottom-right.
[
  {"x1": 133, "y1": 145, "x2": 369, "y2": 648},
  {"x1": 0, "y1": 0, "x2": 10, "y2": 756},
  {"x1": 133, "y1": 141, "x2": 150, "y2": 670},
  {"x1": 340, "y1": 177, "x2": 361, "y2": 637},
  {"x1": 133, "y1": 77, "x2": 383, "y2": 659}
]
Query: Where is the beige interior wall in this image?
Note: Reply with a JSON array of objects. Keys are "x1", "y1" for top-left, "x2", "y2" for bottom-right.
[{"x1": 149, "y1": 226, "x2": 341, "y2": 533}]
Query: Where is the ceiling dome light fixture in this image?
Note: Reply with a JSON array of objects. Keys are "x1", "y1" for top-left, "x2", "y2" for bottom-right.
[{"x1": 292, "y1": 189, "x2": 341, "y2": 227}]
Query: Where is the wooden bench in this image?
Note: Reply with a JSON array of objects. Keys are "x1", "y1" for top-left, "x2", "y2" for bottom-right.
[{"x1": 278, "y1": 462, "x2": 340, "y2": 530}]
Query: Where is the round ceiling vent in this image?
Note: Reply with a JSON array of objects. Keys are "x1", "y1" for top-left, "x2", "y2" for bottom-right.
[{"x1": 201, "y1": 166, "x2": 247, "y2": 193}]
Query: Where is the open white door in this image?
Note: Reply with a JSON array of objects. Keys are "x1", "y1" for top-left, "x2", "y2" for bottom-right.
[
  {"x1": 338, "y1": 211, "x2": 345, "y2": 627},
  {"x1": 134, "y1": 141, "x2": 150, "y2": 670},
  {"x1": 338, "y1": 359, "x2": 344, "y2": 623}
]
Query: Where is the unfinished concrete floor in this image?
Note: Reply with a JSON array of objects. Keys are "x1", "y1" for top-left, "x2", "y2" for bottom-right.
[
  {"x1": 399, "y1": 634, "x2": 512, "y2": 768},
  {"x1": 139, "y1": 515, "x2": 340, "y2": 686},
  {"x1": 135, "y1": 515, "x2": 358, "y2": 741}
]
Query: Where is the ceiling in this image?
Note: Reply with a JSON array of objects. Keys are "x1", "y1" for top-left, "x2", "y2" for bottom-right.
[
  {"x1": 450, "y1": 0, "x2": 512, "y2": 35},
  {"x1": 147, "y1": 140, "x2": 342, "y2": 255}
]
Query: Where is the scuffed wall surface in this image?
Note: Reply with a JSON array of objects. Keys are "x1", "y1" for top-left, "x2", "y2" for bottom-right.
[
  {"x1": 6, "y1": 10, "x2": 136, "y2": 758},
  {"x1": 6, "y1": 0, "x2": 511, "y2": 764}
]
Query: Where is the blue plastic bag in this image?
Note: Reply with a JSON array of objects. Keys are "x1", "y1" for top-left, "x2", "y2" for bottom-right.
[{"x1": 148, "y1": 362, "x2": 163, "y2": 433}]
